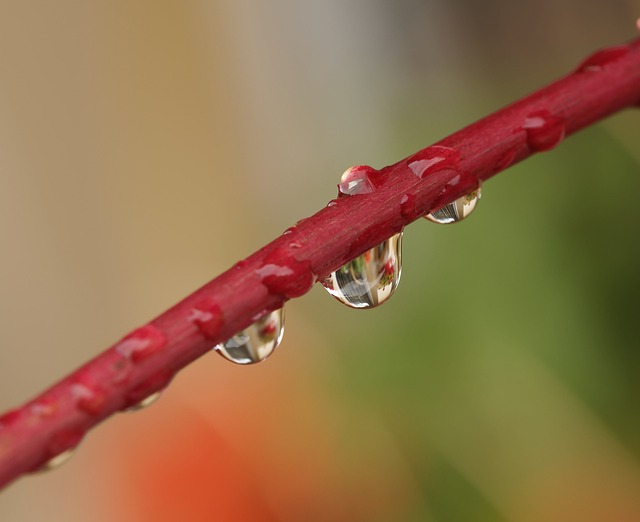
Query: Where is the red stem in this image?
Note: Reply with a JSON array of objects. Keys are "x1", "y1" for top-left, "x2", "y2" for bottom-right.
[{"x1": 1, "y1": 37, "x2": 639, "y2": 490}]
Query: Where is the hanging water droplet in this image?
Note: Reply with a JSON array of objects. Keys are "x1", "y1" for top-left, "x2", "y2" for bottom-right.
[
  {"x1": 321, "y1": 232, "x2": 402, "y2": 309},
  {"x1": 425, "y1": 188, "x2": 481, "y2": 224},
  {"x1": 215, "y1": 308, "x2": 284, "y2": 364},
  {"x1": 39, "y1": 449, "x2": 76, "y2": 471},
  {"x1": 126, "y1": 391, "x2": 162, "y2": 412}
]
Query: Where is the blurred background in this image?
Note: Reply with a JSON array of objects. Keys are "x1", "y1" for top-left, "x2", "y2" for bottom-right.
[{"x1": 1, "y1": 1, "x2": 639, "y2": 520}]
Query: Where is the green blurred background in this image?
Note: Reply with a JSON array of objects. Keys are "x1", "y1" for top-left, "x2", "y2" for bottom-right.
[{"x1": 1, "y1": 1, "x2": 639, "y2": 520}]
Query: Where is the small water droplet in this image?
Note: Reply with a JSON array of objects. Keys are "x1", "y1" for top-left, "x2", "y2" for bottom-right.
[
  {"x1": 327, "y1": 199, "x2": 338, "y2": 207},
  {"x1": 522, "y1": 110, "x2": 566, "y2": 152},
  {"x1": 215, "y1": 308, "x2": 285, "y2": 364},
  {"x1": 338, "y1": 165, "x2": 380, "y2": 196},
  {"x1": 321, "y1": 232, "x2": 402, "y2": 309},
  {"x1": 115, "y1": 325, "x2": 166, "y2": 363},
  {"x1": 72, "y1": 382, "x2": 107, "y2": 418},
  {"x1": 576, "y1": 45, "x2": 630, "y2": 72},
  {"x1": 407, "y1": 146, "x2": 460, "y2": 179},
  {"x1": 425, "y1": 187, "x2": 481, "y2": 224},
  {"x1": 258, "y1": 248, "x2": 316, "y2": 299},
  {"x1": 39, "y1": 449, "x2": 76, "y2": 471},
  {"x1": 28, "y1": 397, "x2": 58, "y2": 420},
  {"x1": 33, "y1": 429, "x2": 84, "y2": 473},
  {"x1": 126, "y1": 391, "x2": 162, "y2": 412},
  {"x1": 190, "y1": 298, "x2": 224, "y2": 339},
  {"x1": 123, "y1": 370, "x2": 174, "y2": 411}
]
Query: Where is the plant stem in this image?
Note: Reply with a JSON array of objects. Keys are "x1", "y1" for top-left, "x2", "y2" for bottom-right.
[{"x1": 1, "y1": 37, "x2": 639, "y2": 491}]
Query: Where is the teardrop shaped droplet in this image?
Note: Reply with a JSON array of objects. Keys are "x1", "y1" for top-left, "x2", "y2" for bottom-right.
[
  {"x1": 215, "y1": 308, "x2": 284, "y2": 364},
  {"x1": 126, "y1": 391, "x2": 162, "y2": 412},
  {"x1": 425, "y1": 188, "x2": 481, "y2": 224},
  {"x1": 39, "y1": 448, "x2": 76, "y2": 471},
  {"x1": 321, "y1": 232, "x2": 402, "y2": 309}
]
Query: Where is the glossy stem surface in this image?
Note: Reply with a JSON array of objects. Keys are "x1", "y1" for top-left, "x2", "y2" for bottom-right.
[{"x1": 1, "y1": 37, "x2": 639, "y2": 490}]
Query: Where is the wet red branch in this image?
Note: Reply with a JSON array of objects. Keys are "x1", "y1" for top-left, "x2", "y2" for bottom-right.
[{"x1": 1, "y1": 37, "x2": 639, "y2": 490}]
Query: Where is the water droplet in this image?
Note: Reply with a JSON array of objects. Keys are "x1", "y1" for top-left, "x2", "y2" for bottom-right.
[
  {"x1": 338, "y1": 165, "x2": 380, "y2": 196},
  {"x1": 28, "y1": 398, "x2": 58, "y2": 420},
  {"x1": 126, "y1": 391, "x2": 162, "y2": 411},
  {"x1": 115, "y1": 325, "x2": 166, "y2": 363},
  {"x1": 123, "y1": 370, "x2": 174, "y2": 411},
  {"x1": 190, "y1": 298, "x2": 224, "y2": 339},
  {"x1": 327, "y1": 199, "x2": 338, "y2": 207},
  {"x1": 407, "y1": 146, "x2": 460, "y2": 179},
  {"x1": 522, "y1": 111, "x2": 566, "y2": 152},
  {"x1": 576, "y1": 45, "x2": 630, "y2": 72},
  {"x1": 39, "y1": 449, "x2": 76, "y2": 471},
  {"x1": 258, "y1": 248, "x2": 316, "y2": 299},
  {"x1": 321, "y1": 232, "x2": 402, "y2": 309},
  {"x1": 33, "y1": 429, "x2": 84, "y2": 473},
  {"x1": 72, "y1": 382, "x2": 108, "y2": 418},
  {"x1": 215, "y1": 308, "x2": 284, "y2": 364},
  {"x1": 425, "y1": 187, "x2": 481, "y2": 224}
]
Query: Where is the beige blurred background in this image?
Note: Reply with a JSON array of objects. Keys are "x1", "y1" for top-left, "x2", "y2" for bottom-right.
[{"x1": 1, "y1": 1, "x2": 640, "y2": 520}]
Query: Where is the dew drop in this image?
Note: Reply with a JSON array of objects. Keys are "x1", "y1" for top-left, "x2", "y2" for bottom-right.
[
  {"x1": 523, "y1": 110, "x2": 566, "y2": 152},
  {"x1": 123, "y1": 370, "x2": 174, "y2": 411},
  {"x1": 72, "y1": 382, "x2": 108, "y2": 418},
  {"x1": 126, "y1": 391, "x2": 162, "y2": 412},
  {"x1": 425, "y1": 187, "x2": 481, "y2": 224},
  {"x1": 39, "y1": 449, "x2": 76, "y2": 471},
  {"x1": 190, "y1": 298, "x2": 224, "y2": 339},
  {"x1": 258, "y1": 248, "x2": 316, "y2": 299},
  {"x1": 215, "y1": 308, "x2": 284, "y2": 364},
  {"x1": 33, "y1": 429, "x2": 84, "y2": 473},
  {"x1": 576, "y1": 45, "x2": 630, "y2": 72},
  {"x1": 115, "y1": 325, "x2": 166, "y2": 363},
  {"x1": 407, "y1": 146, "x2": 460, "y2": 179},
  {"x1": 321, "y1": 232, "x2": 402, "y2": 309},
  {"x1": 338, "y1": 165, "x2": 379, "y2": 196}
]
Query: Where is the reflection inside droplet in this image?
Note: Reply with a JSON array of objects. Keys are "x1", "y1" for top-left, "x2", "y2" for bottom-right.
[
  {"x1": 425, "y1": 188, "x2": 481, "y2": 224},
  {"x1": 215, "y1": 308, "x2": 284, "y2": 364},
  {"x1": 321, "y1": 232, "x2": 402, "y2": 309}
]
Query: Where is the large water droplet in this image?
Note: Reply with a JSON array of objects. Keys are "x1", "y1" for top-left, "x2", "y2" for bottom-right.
[
  {"x1": 215, "y1": 308, "x2": 284, "y2": 364},
  {"x1": 425, "y1": 188, "x2": 481, "y2": 224},
  {"x1": 321, "y1": 232, "x2": 402, "y2": 309},
  {"x1": 39, "y1": 449, "x2": 76, "y2": 471}
]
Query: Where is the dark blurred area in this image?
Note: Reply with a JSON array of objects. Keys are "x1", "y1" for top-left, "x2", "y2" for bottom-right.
[{"x1": 1, "y1": 1, "x2": 639, "y2": 520}]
